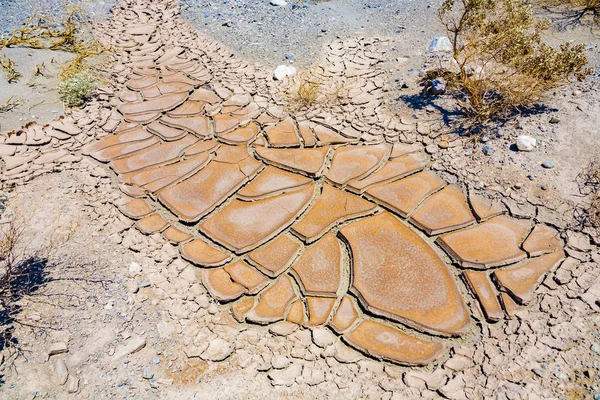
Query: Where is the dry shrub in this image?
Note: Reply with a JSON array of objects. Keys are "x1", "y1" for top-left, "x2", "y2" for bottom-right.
[
  {"x1": 285, "y1": 69, "x2": 345, "y2": 112},
  {"x1": 436, "y1": 0, "x2": 592, "y2": 124},
  {"x1": 0, "y1": 53, "x2": 21, "y2": 83}
]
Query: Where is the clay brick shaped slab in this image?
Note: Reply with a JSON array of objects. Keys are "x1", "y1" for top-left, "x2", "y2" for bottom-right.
[
  {"x1": 203, "y1": 268, "x2": 246, "y2": 302},
  {"x1": 346, "y1": 154, "x2": 426, "y2": 194},
  {"x1": 180, "y1": 239, "x2": 231, "y2": 267},
  {"x1": 238, "y1": 166, "x2": 312, "y2": 200},
  {"x1": 305, "y1": 297, "x2": 336, "y2": 326},
  {"x1": 123, "y1": 111, "x2": 161, "y2": 124},
  {"x1": 82, "y1": 126, "x2": 150, "y2": 155},
  {"x1": 135, "y1": 214, "x2": 169, "y2": 234},
  {"x1": 463, "y1": 270, "x2": 504, "y2": 322},
  {"x1": 297, "y1": 121, "x2": 317, "y2": 147},
  {"x1": 119, "y1": 183, "x2": 146, "y2": 198},
  {"x1": 224, "y1": 260, "x2": 269, "y2": 294},
  {"x1": 162, "y1": 225, "x2": 192, "y2": 244},
  {"x1": 247, "y1": 234, "x2": 302, "y2": 277},
  {"x1": 499, "y1": 292, "x2": 520, "y2": 316},
  {"x1": 161, "y1": 115, "x2": 211, "y2": 137},
  {"x1": 522, "y1": 225, "x2": 562, "y2": 256},
  {"x1": 147, "y1": 120, "x2": 188, "y2": 141},
  {"x1": 264, "y1": 118, "x2": 301, "y2": 147},
  {"x1": 326, "y1": 143, "x2": 389, "y2": 186},
  {"x1": 200, "y1": 185, "x2": 316, "y2": 254},
  {"x1": 410, "y1": 185, "x2": 476, "y2": 235},
  {"x1": 118, "y1": 92, "x2": 188, "y2": 115},
  {"x1": 339, "y1": 212, "x2": 470, "y2": 336},
  {"x1": 246, "y1": 275, "x2": 297, "y2": 324},
  {"x1": 330, "y1": 295, "x2": 359, "y2": 333},
  {"x1": 286, "y1": 299, "x2": 306, "y2": 325},
  {"x1": 437, "y1": 215, "x2": 531, "y2": 269},
  {"x1": 255, "y1": 146, "x2": 330, "y2": 177},
  {"x1": 91, "y1": 137, "x2": 160, "y2": 162},
  {"x1": 290, "y1": 233, "x2": 342, "y2": 297},
  {"x1": 123, "y1": 153, "x2": 210, "y2": 193},
  {"x1": 469, "y1": 193, "x2": 506, "y2": 221},
  {"x1": 126, "y1": 74, "x2": 158, "y2": 90},
  {"x1": 493, "y1": 250, "x2": 565, "y2": 304},
  {"x1": 111, "y1": 135, "x2": 197, "y2": 174},
  {"x1": 344, "y1": 320, "x2": 444, "y2": 365},
  {"x1": 158, "y1": 160, "x2": 261, "y2": 222},
  {"x1": 365, "y1": 171, "x2": 446, "y2": 217},
  {"x1": 232, "y1": 296, "x2": 255, "y2": 322},
  {"x1": 118, "y1": 198, "x2": 153, "y2": 219},
  {"x1": 183, "y1": 140, "x2": 219, "y2": 156},
  {"x1": 292, "y1": 183, "x2": 378, "y2": 243},
  {"x1": 218, "y1": 122, "x2": 260, "y2": 145}
]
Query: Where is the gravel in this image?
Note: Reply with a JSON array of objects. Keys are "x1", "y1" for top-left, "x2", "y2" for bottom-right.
[
  {"x1": 0, "y1": 0, "x2": 117, "y2": 37},
  {"x1": 180, "y1": 0, "x2": 442, "y2": 69}
]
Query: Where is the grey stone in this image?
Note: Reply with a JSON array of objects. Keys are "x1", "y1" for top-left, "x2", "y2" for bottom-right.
[
  {"x1": 430, "y1": 78, "x2": 446, "y2": 95},
  {"x1": 113, "y1": 336, "x2": 146, "y2": 360},
  {"x1": 542, "y1": 161, "x2": 555, "y2": 169},
  {"x1": 429, "y1": 36, "x2": 452, "y2": 52},
  {"x1": 54, "y1": 359, "x2": 68, "y2": 385},
  {"x1": 67, "y1": 375, "x2": 79, "y2": 393}
]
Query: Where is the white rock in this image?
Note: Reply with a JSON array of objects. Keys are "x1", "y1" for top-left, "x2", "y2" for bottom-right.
[
  {"x1": 201, "y1": 338, "x2": 233, "y2": 361},
  {"x1": 270, "y1": 0, "x2": 287, "y2": 6},
  {"x1": 54, "y1": 359, "x2": 69, "y2": 385},
  {"x1": 516, "y1": 135, "x2": 536, "y2": 151},
  {"x1": 113, "y1": 336, "x2": 146, "y2": 359},
  {"x1": 48, "y1": 342, "x2": 68, "y2": 357},
  {"x1": 274, "y1": 65, "x2": 296, "y2": 80},
  {"x1": 429, "y1": 37, "x2": 452, "y2": 52},
  {"x1": 67, "y1": 375, "x2": 79, "y2": 393},
  {"x1": 311, "y1": 328, "x2": 336, "y2": 348}
]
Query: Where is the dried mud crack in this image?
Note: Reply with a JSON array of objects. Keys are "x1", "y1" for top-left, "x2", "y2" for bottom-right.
[{"x1": 0, "y1": 0, "x2": 599, "y2": 398}]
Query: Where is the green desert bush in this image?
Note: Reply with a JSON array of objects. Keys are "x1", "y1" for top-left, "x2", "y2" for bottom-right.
[
  {"x1": 434, "y1": 0, "x2": 592, "y2": 125},
  {"x1": 57, "y1": 70, "x2": 98, "y2": 107}
]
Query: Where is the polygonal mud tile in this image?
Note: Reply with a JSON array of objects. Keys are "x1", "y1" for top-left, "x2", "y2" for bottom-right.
[
  {"x1": 118, "y1": 198, "x2": 154, "y2": 219},
  {"x1": 119, "y1": 183, "x2": 146, "y2": 198},
  {"x1": 292, "y1": 183, "x2": 378, "y2": 243},
  {"x1": 203, "y1": 268, "x2": 246, "y2": 302},
  {"x1": 111, "y1": 135, "x2": 197, "y2": 174},
  {"x1": 313, "y1": 124, "x2": 358, "y2": 145},
  {"x1": 123, "y1": 111, "x2": 161, "y2": 124},
  {"x1": 158, "y1": 158, "x2": 263, "y2": 222},
  {"x1": 330, "y1": 295, "x2": 360, "y2": 334},
  {"x1": 237, "y1": 165, "x2": 312, "y2": 200},
  {"x1": 343, "y1": 320, "x2": 444, "y2": 365},
  {"x1": 264, "y1": 118, "x2": 301, "y2": 147},
  {"x1": 346, "y1": 154, "x2": 426, "y2": 194},
  {"x1": 297, "y1": 121, "x2": 317, "y2": 147},
  {"x1": 522, "y1": 224, "x2": 563, "y2": 256},
  {"x1": 286, "y1": 299, "x2": 306, "y2": 325},
  {"x1": 189, "y1": 88, "x2": 221, "y2": 103},
  {"x1": 167, "y1": 101, "x2": 205, "y2": 117},
  {"x1": 141, "y1": 82, "x2": 192, "y2": 99},
  {"x1": 161, "y1": 225, "x2": 192, "y2": 244},
  {"x1": 180, "y1": 238, "x2": 232, "y2": 267},
  {"x1": 122, "y1": 153, "x2": 210, "y2": 193},
  {"x1": 135, "y1": 213, "x2": 169, "y2": 234},
  {"x1": 118, "y1": 92, "x2": 188, "y2": 115},
  {"x1": 410, "y1": 185, "x2": 476, "y2": 235},
  {"x1": 91, "y1": 137, "x2": 160, "y2": 163},
  {"x1": 231, "y1": 296, "x2": 256, "y2": 322},
  {"x1": 463, "y1": 270, "x2": 504, "y2": 322},
  {"x1": 499, "y1": 292, "x2": 521, "y2": 317},
  {"x1": 183, "y1": 140, "x2": 219, "y2": 156},
  {"x1": 339, "y1": 212, "x2": 470, "y2": 337},
  {"x1": 305, "y1": 297, "x2": 336, "y2": 326},
  {"x1": 493, "y1": 250, "x2": 565, "y2": 304},
  {"x1": 200, "y1": 184, "x2": 316, "y2": 254},
  {"x1": 247, "y1": 234, "x2": 302, "y2": 277},
  {"x1": 390, "y1": 142, "x2": 421, "y2": 159},
  {"x1": 365, "y1": 170, "x2": 446, "y2": 217},
  {"x1": 82, "y1": 126, "x2": 150, "y2": 155},
  {"x1": 469, "y1": 193, "x2": 507, "y2": 221},
  {"x1": 254, "y1": 146, "x2": 330, "y2": 177},
  {"x1": 246, "y1": 275, "x2": 298, "y2": 324},
  {"x1": 218, "y1": 122, "x2": 260, "y2": 145},
  {"x1": 326, "y1": 143, "x2": 389, "y2": 186},
  {"x1": 126, "y1": 75, "x2": 159, "y2": 90},
  {"x1": 437, "y1": 215, "x2": 532, "y2": 269},
  {"x1": 213, "y1": 114, "x2": 246, "y2": 134},
  {"x1": 160, "y1": 115, "x2": 211, "y2": 137},
  {"x1": 147, "y1": 120, "x2": 188, "y2": 141},
  {"x1": 223, "y1": 260, "x2": 269, "y2": 294},
  {"x1": 290, "y1": 233, "x2": 342, "y2": 297}
]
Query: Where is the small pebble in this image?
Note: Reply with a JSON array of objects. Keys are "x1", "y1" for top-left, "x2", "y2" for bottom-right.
[
  {"x1": 482, "y1": 145, "x2": 492, "y2": 156},
  {"x1": 514, "y1": 182, "x2": 524, "y2": 189},
  {"x1": 549, "y1": 116, "x2": 560, "y2": 124},
  {"x1": 542, "y1": 161, "x2": 555, "y2": 169}
]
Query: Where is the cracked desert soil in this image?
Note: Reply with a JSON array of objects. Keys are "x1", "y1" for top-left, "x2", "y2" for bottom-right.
[{"x1": 0, "y1": 0, "x2": 599, "y2": 399}]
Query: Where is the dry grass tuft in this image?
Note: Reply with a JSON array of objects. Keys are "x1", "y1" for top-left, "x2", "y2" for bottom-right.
[
  {"x1": 0, "y1": 53, "x2": 22, "y2": 83},
  {"x1": 433, "y1": 0, "x2": 592, "y2": 127},
  {"x1": 285, "y1": 68, "x2": 345, "y2": 112}
]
